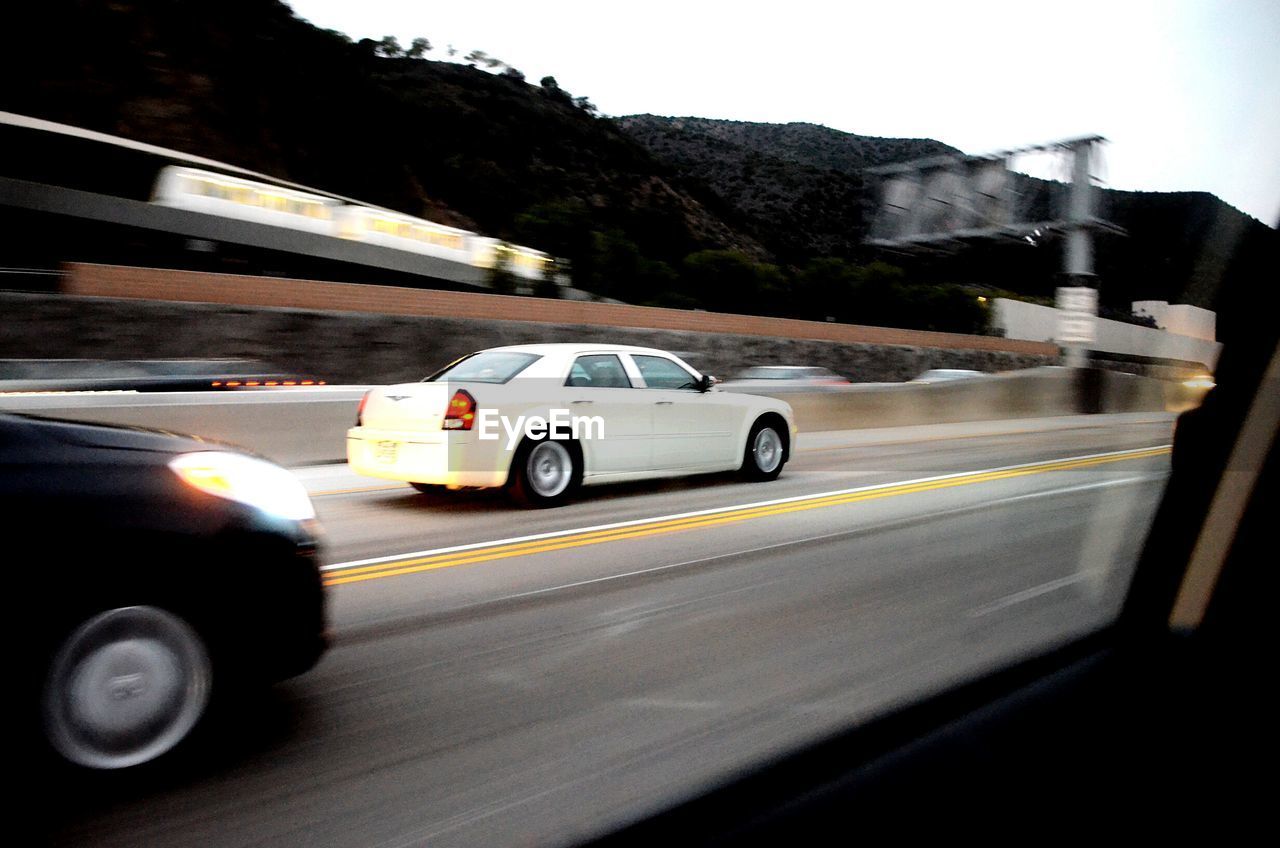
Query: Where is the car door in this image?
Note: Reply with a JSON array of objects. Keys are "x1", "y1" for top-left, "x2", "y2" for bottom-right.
[
  {"x1": 562, "y1": 354, "x2": 652, "y2": 475},
  {"x1": 629, "y1": 354, "x2": 741, "y2": 470}
]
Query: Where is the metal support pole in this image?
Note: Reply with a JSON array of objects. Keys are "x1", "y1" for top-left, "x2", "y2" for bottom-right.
[
  {"x1": 1066, "y1": 141, "x2": 1094, "y2": 277},
  {"x1": 1060, "y1": 140, "x2": 1097, "y2": 369}
]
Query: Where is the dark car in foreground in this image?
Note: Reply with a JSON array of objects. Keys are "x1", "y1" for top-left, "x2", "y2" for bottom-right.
[{"x1": 3, "y1": 413, "x2": 328, "y2": 770}]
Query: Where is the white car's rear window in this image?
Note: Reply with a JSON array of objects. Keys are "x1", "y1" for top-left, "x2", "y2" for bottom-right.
[{"x1": 426, "y1": 352, "x2": 541, "y2": 384}]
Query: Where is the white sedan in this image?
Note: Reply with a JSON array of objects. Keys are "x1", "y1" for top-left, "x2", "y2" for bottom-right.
[{"x1": 347, "y1": 344, "x2": 798, "y2": 506}]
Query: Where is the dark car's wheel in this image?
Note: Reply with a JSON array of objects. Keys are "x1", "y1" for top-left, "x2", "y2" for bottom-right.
[
  {"x1": 509, "y1": 438, "x2": 580, "y2": 507},
  {"x1": 741, "y1": 418, "x2": 787, "y2": 481},
  {"x1": 42, "y1": 606, "x2": 212, "y2": 769}
]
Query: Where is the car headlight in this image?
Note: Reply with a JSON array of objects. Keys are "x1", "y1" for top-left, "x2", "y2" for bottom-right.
[{"x1": 169, "y1": 451, "x2": 316, "y2": 521}]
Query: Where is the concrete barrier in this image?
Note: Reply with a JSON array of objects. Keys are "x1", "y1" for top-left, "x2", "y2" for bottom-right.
[
  {"x1": 756, "y1": 371, "x2": 1081, "y2": 433},
  {"x1": 0, "y1": 388, "x2": 367, "y2": 466},
  {"x1": 1, "y1": 368, "x2": 1202, "y2": 467}
]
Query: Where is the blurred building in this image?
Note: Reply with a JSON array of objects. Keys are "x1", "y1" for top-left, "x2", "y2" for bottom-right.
[
  {"x1": 1131, "y1": 301, "x2": 1217, "y2": 342},
  {"x1": 992, "y1": 298, "x2": 1221, "y2": 370}
]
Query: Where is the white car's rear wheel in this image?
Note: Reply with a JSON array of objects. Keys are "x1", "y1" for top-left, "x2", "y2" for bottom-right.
[
  {"x1": 43, "y1": 606, "x2": 212, "y2": 769},
  {"x1": 510, "y1": 439, "x2": 579, "y2": 507}
]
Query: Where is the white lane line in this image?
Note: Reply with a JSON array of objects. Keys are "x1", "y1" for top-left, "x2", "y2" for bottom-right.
[
  {"x1": 968, "y1": 574, "x2": 1090, "y2": 618},
  {"x1": 965, "y1": 473, "x2": 1164, "y2": 618},
  {"x1": 624, "y1": 698, "x2": 723, "y2": 711},
  {"x1": 321, "y1": 445, "x2": 1170, "y2": 572}
]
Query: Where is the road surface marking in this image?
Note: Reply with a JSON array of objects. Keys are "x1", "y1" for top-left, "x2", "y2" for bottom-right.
[
  {"x1": 312, "y1": 483, "x2": 405, "y2": 496},
  {"x1": 799, "y1": 418, "x2": 1172, "y2": 453},
  {"x1": 322, "y1": 445, "x2": 1169, "y2": 587},
  {"x1": 968, "y1": 574, "x2": 1091, "y2": 617},
  {"x1": 440, "y1": 475, "x2": 1156, "y2": 614}
]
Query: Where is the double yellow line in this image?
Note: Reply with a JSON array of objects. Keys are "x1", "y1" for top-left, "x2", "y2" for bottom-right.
[{"x1": 322, "y1": 446, "x2": 1170, "y2": 587}]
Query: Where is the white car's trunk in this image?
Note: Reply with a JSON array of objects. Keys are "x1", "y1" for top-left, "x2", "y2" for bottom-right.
[{"x1": 360, "y1": 382, "x2": 454, "y2": 432}]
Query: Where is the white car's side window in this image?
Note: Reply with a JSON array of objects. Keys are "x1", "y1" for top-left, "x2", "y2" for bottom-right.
[
  {"x1": 632, "y1": 355, "x2": 699, "y2": 390},
  {"x1": 566, "y1": 354, "x2": 633, "y2": 388}
]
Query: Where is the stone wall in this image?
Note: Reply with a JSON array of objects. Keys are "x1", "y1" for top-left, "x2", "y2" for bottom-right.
[
  {"x1": 62, "y1": 262, "x2": 1057, "y2": 356},
  {"x1": 1, "y1": 291, "x2": 1054, "y2": 385}
]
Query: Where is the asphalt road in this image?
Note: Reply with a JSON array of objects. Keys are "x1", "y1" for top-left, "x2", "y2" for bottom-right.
[{"x1": 48, "y1": 414, "x2": 1175, "y2": 847}]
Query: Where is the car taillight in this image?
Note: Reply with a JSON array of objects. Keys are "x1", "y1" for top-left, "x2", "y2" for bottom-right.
[
  {"x1": 443, "y1": 389, "x2": 476, "y2": 430},
  {"x1": 356, "y1": 390, "x2": 371, "y2": 426}
]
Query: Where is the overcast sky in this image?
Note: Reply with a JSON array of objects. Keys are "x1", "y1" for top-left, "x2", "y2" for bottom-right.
[{"x1": 286, "y1": 0, "x2": 1279, "y2": 225}]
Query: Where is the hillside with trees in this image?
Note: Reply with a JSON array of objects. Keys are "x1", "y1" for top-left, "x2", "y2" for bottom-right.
[
  {"x1": 618, "y1": 115, "x2": 1274, "y2": 314},
  {"x1": 1, "y1": 0, "x2": 1272, "y2": 335},
  {"x1": 617, "y1": 115, "x2": 957, "y2": 262},
  {"x1": 1, "y1": 0, "x2": 766, "y2": 288}
]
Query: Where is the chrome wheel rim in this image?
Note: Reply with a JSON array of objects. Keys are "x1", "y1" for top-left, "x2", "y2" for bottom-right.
[
  {"x1": 527, "y1": 440, "x2": 572, "y2": 498},
  {"x1": 753, "y1": 427, "x2": 783, "y2": 473},
  {"x1": 43, "y1": 606, "x2": 212, "y2": 769}
]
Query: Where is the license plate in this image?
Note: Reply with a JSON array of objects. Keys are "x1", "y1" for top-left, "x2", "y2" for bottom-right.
[{"x1": 375, "y1": 440, "x2": 399, "y2": 463}]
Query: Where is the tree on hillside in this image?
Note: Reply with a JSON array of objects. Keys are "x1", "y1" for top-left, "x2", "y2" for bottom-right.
[
  {"x1": 514, "y1": 200, "x2": 684, "y2": 303},
  {"x1": 792, "y1": 257, "x2": 860, "y2": 321},
  {"x1": 540, "y1": 76, "x2": 573, "y2": 104},
  {"x1": 681, "y1": 250, "x2": 785, "y2": 315},
  {"x1": 375, "y1": 35, "x2": 403, "y2": 58},
  {"x1": 406, "y1": 37, "x2": 432, "y2": 58},
  {"x1": 837, "y1": 262, "x2": 988, "y2": 334},
  {"x1": 501, "y1": 66, "x2": 526, "y2": 82},
  {"x1": 844, "y1": 261, "x2": 906, "y2": 326},
  {"x1": 464, "y1": 50, "x2": 490, "y2": 67},
  {"x1": 514, "y1": 199, "x2": 595, "y2": 262}
]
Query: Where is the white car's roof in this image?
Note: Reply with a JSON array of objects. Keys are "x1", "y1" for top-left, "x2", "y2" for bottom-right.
[{"x1": 482, "y1": 343, "x2": 679, "y2": 356}]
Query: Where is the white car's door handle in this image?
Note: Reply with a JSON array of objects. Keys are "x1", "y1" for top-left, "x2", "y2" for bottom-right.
[
  {"x1": 570, "y1": 399, "x2": 594, "y2": 405},
  {"x1": 654, "y1": 401, "x2": 674, "y2": 405}
]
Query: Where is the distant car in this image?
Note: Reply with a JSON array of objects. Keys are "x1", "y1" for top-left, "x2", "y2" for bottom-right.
[
  {"x1": 910, "y1": 369, "x2": 987, "y2": 384},
  {"x1": 3, "y1": 413, "x2": 328, "y2": 770},
  {"x1": 720, "y1": 366, "x2": 852, "y2": 390},
  {"x1": 347, "y1": 344, "x2": 797, "y2": 506}
]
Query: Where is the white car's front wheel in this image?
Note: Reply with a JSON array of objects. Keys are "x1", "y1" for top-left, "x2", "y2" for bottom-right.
[{"x1": 742, "y1": 418, "x2": 787, "y2": 481}]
